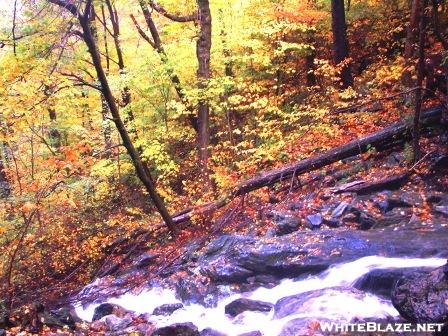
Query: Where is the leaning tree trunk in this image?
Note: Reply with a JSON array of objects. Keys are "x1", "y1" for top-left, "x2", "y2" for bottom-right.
[
  {"x1": 403, "y1": 0, "x2": 424, "y2": 86},
  {"x1": 47, "y1": 0, "x2": 177, "y2": 236},
  {"x1": 331, "y1": 0, "x2": 353, "y2": 88}
]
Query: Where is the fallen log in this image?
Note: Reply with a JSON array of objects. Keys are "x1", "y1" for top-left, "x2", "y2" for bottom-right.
[
  {"x1": 232, "y1": 105, "x2": 443, "y2": 196},
  {"x1": 334, "y1": 173, "x2": 410, "y2": 194},
  {"x1": 170, "y1": 105, "x2": 443, "y2": 226}
]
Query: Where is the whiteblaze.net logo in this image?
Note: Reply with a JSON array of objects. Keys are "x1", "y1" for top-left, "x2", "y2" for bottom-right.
[{"x1": 319, "y1": 322, "x2": 445, "y2": 333}]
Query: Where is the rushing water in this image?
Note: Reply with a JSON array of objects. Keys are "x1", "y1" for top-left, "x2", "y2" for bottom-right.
[{"x1": 75, "y1": 256, "x2": 446, "y2": 335}]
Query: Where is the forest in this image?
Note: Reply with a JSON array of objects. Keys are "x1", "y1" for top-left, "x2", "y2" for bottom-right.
[{"x1": 1, "y1": 0, "x2": 448, "y2": 335}]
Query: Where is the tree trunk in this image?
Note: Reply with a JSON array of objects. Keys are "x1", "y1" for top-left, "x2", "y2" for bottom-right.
[
  {"x1": 403, "y1": 0, "x2": 423, "y2": 86},
  {"x1": 196, "y1": 0, "x2": 212, "y2": 183},
  {"x1": 331, "y1": 0, "x2": 353, "y2": 88},
  {"x1": 412, "y1": 0, "x2": 427, "y2": 162},
  {"x1": 46, "y1": 0, "x2": 177, "y2": 236}
]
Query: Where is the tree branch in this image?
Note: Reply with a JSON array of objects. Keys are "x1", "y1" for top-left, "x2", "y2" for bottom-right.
[
  {"x1": 149, "y1": 0, "x2": 197, "y2": 22},
  {"x1": 46, "y1": 0, "x2": 79, "y2": 16},
  {"x1": 130, "y1": 14, "x2": 155, "y2": 47}
]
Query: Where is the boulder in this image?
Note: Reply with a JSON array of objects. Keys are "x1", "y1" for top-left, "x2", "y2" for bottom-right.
[
  {"x1": 151, "y1": 322, "x2": 199, "y2": 336},
  {"x1": 200, "y1": 328, "x2": 226, "y2": 336},
  {"x1": 92, "y1": 303, "x2": 124, "y2": 321},
  {"x1": 224, "y1": 298, "x2": 273, "y2": 317},
  {"x1": 152, "y1": 303, "x2": 184, "y2": 316},
  {"x1": 354, "y1": 268, "x2": 433, "y2": 298},
  {"x1": 392, "y1": 261, "x2": 448, "y2": 323},
  {"x1": 199, "y1": 228, "x2": 448, "y2": 284},
  {"x1": 100, "y1": 314, "x2": 132, "y2": 331}
]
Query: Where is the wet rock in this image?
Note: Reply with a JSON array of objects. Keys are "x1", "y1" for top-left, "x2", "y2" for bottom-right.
[
  {"x1": 151, "y1": 322, "x2": 199, "y2": 336},
  {"x1": 426, "y1": 193, "x2": 445, "y2": 204},
  {"x1": 133, "y1": 253, "x2": 160, "y2": 269},
  {"x1": 288, "y1": 202, "x2": 302, "y2": 210},
  {"x1": 358, "y1": 212, "x2": 377, "y2": 230},
  {"x1": 399, "y1": 192, "x2": 424, "y2": 207},
  {"x1": 392, "y1": 261, "x2": 448, "y2": 323},
  {"x1": 92, "y1": 303, "x2": 124, "y2": 321},
  {"x1": 434, "y1": 205, "x2": 448, "y2": 216},
  {"x1": 246, "y1": 274, "x2": 279, "y2": 288},
  {"x1": 238, "y1": 332, "x2": 262, "y2": 336},
  {"x1": 199, "y1": 228, "x2": 448, "y2": 284},
  {"x1": 275, "y1": 217, "x2": 300, "y2": 236},
  {"x1": 331, "y1": 201, "x2": 349, "y2": 218},
  {"x1": 224, "y1": 298, "x2": 273, "y2": 317},
  {"x1": 323, "y1": 217, "x2": 341, "y2": 228},
  {"x1": 375, "y1": 198, "x2": 411, "y2": 213},
  {"x1": 274, "y1": 287, "x2": 379, "y2": 319},
  {"x1": 101, "y1": 314, "x2": 132, "y2": 331},
  {"x1": 431, "y1": 154, "x2": 448, "y2": 171},
  {"x1": 152, "y1": 303, "x2": 184, "y2": 316},
  {"x1": 265, "y1": 210, "x2": 291, "y2": 221},
  {"x1": 354, "y1": 268, "x2": 433, "y2": 298},
  {"x1": 200, "y1": 328, "x2": 226, "y2": 336},
  {"x1": 174, "y1": 277, "x2": 227, "y2": 307},
  {"x1": 306, "y1": 214, "x2": 323, "y2": 230}
]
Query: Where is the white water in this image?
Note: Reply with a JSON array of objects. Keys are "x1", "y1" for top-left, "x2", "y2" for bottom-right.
[{"x1": 75, "y1": 256, "x2": 446, "y2": 336}]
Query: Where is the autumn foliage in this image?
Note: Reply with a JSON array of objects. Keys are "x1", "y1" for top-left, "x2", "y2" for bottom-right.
[{"x1": 0, "y1": 0, "x2": 446, "y2": 311}]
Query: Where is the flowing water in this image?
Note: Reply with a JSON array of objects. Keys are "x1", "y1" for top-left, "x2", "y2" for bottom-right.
[{"x1": 75, "y1": 256, "x2": 446, "y2": 335}]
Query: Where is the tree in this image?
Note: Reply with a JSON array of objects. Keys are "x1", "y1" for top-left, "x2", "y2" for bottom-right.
[
  {"x1": 138, "y1": 0, "x2": 213, "y2": 186},
  {"x1": 331, "y1": 0, "x2": 353, "y2": 88},
  {"x1": 46, "y1": 0, "x2": 177, "y2": 236}
]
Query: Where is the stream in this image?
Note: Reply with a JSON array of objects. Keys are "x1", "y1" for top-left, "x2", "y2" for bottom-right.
[{"x1": 74, "y1": 256, "x2": 446, "y2": 336}]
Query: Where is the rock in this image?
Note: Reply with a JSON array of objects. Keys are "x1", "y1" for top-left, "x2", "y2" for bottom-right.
[
  {"x1": 426, "y1": 193, "x2": 445, "y2": 204},
  {"x1": 133, "y1": 253, "x2": 160, "y2": 269},
  {"x1": 237, "y1": 332, "x2": 262, "y2": 336},
  {"x1": 224, "y1": 298, "x2": 273, "y2": 317},
  {"x1": 354, "y1": 268, "x2": 433, "y2": 298},
  {"x1": 375, "y1": 198, "x2": 411, "y2": 213},
  {"x1": 92, "y1": 303, "x2": 123, "y2": 321},
  {"x1": 199, "y1": 228, "x2": 448, "y2": 284},
  {"x1": 265, "y1": 210, "x2": 292, "y2": 221},
  {"x1": 288, "y1": 202, "x2": 302, "y2": 210},
  {"x1": 151, "y1": 322, "x2": 199, "y2": 336},
  {"x1": 323, "y1": 218, "x2": 341, "y2": 228},
  {"x1": 152, "y1": 303, "x2": 184, "y2": 316},
  {"x1": 431, "y1": 154, "x2": 448, "y2": 171},
  {"x1": 435, "y1": 205, "x2": 448, "y2": 216},
  {"x1": 306, "y1": 214, "x2": 323, "y2": 230},
  {"x1": 358, "y1": 212, "x2": 377, "y2": 230},
  {"x1": 273, "y1": 287, "x2": 380, "y2": 320},
  {"x1": 275, "y1": 217, "x2": 300, "y2": 236},
  {"x1": 175, "y1": 277, "x2": 221, "y2": 307},
  {"x1": 200, "y1": 328, "x2": 226, "y2": 336},
  {"x1": 0, "y1": 329, "x2": 5, "y2": 336},
  {"x1": 392, "y1": 261, "x2": 448, "y2": 323},
  {"x1": 331, "y1": 201, "x2": 349, "y2": 218},
  {"x1": 101, "y1": 314, "x2": 132, "y2": 331}
]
